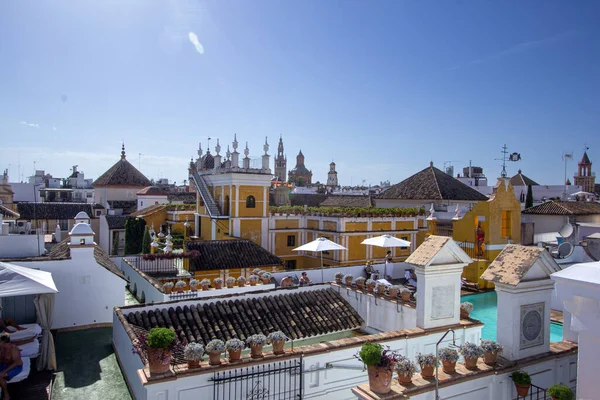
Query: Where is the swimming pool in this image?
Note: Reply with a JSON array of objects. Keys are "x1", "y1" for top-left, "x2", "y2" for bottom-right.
[{"x1": 462, "y1": 291, "x2": 563, "y2": 342}]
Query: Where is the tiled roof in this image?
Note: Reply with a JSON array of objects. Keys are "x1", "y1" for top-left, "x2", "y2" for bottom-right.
[
  {"x1": 320, "y1": 195, "x2": 373, "y2": 207},
  {"x1": 125, "y1": 288, "x2": 363, "y2": 345},
  {"x1": 580, "y1": 151, "x2": 591, "y2": 164},
  {"x1": 105, "y1": 215, "x2": 127, "y2": 229},
  {"x1": 93, "y1": 158, "x2": 151, "y2": 187},
  {"x1": 290, "y1": 193, "x2": 328, "y2": 207},
  {"x1": 522, "y1": 200, "x2": 600, "y2": 216},
  {"x1": 510, "y1": 170, "x2": 539, "y2": 187},
  {"x1": 185, "y1": 239, "x2": 283, "y2": 271},
  {"x1": 16, "y1": 202, "x2": 99, "y2": 220},
  {"x1": 129, "y1": 204, "x2": 166, "y2": 218},
  {"x1": 49, "y1": 238, "x2": 125, "y2": 280},
  {"x1": 405, "y1": 236, "x2": 450, "y2": 267},
  {"x1": 107, "y1": 201, "x2": 137, "y2": 215},
  {"x1": 137, "y1": 186, "x2": 168, "y2": 196},
  {"x1": 167, "y1": 192, "x2": 197, "y2": 204},
  {"x1": 377, "y1": 165, "x2": 489, "y2": 201},
  {"x1": 0, "y1": 204, "x2": 19, "y2": 218},
  {"x1": 480, "y1": 244, "x2": 547, "y2": 286}
]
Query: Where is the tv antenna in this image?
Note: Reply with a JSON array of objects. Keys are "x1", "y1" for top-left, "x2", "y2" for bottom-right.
[{"x1": 495, "y1": 144, "x2": 520, "y2": 177}]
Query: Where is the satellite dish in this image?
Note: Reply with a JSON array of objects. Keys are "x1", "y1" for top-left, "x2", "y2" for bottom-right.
[
  {"x1": 559, "y1": 222, "x2": 574, "y2": 238},
  {"x1": 557, "y1": 242, "x2": 574, "y2": 259},
  {"x1": 537, "y1": 242, "x2": 544, "y2": 248}
]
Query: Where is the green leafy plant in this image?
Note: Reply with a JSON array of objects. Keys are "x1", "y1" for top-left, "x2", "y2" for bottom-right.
[
  {"x1": 357, "y1": 342, "x2": 402, "y2": 368},
  {"x1": 147, "y1": 327, "x2": 176, "y2": 349},
  {"x1": 548, "y1": 384, "x2": 574, "y2": 400},
  {"x1": 511, "y1": 370, "x2": 531, "y2": 385},
  {"x1": 141, "y1": 226, "x2": 151, "y2": 254}
]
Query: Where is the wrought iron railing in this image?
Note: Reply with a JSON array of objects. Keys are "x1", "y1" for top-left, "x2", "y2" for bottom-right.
[
  {"x1": 125, "y1": 256, "x2": 179, "y2": 275},
  {"x1": 459, "y1": 241, "x2": 489, "y2": 260},
  {"x1": 513, "y1": 383, "x2": 548, "y2": 400}
]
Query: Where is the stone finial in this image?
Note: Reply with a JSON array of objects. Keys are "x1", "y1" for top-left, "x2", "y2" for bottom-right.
[
  {"x1": 215, "y1": 138, "x2": 221, "y2": 155},
  {"x1": 198, "y1": 142, "x2": 203, "y2": 158},
  {"x1": 426, "y1": 203, "x2": 436, "y2": 220},
  {"x1": 244, "y1": 142, "x2": 249, "y2": 157},
  {"x1": 263, "y1": 136, "x2": 269, "y2": 155},
  {"x1": 232, "y1": 134, "x2": 238, "y2": 151},
  {"x1": 226, "y1": 145, "x2": 231, "y2": 160},
  {"x1": 121, "y1": 143, "x2": 126, "y2": 160},
  {"x1": 453, "y1": 203, "x2": 461, "y2": 220}
]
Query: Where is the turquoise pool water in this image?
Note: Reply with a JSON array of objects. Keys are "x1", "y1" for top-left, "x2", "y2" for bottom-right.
[{"x1": 462, "y1": 291, "x2": 563, "y2": 342}]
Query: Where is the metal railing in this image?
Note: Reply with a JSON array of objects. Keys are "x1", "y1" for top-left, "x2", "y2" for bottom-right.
[
  {"x1": 125, "y1": 256, "x2": 179, "y2": 275},
  {"x1": 190, "y1": 172, "x2": 227, "y2": 219},
  {"x1": 459, "y1": 241, "x2": 489, "y2": 260},
  {"x1": 513, "y1": 383, "x2": 548, "y2": 399}
]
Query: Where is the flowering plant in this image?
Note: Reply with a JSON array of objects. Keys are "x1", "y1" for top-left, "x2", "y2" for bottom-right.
[
  {"x1": 183, "y1": 343, "x2": 204, "y2": 361},
  {"x1": 237, "y1": 276, "x2": 246, "y2": 282},
  {"x1": 262, "y1": 272, "x2": 272, "y2": 279},
  {"x1": 213, "y1": 278, "x2": 223, "y2": 284},
  {"x1": 388, "y1": 285, "x2": 401, "y2": 291},
  {"x1": 267, "y1": 331, "x2": 289, "y2": 344},
  {"x1": 343, "y1": 274, "x2": 353, "y2": 281},
  {"x1": 246, "y1": 334, "x2": 267, "y2": 346},
  {"x1": 438, "y1": 347, "x2": 459, "y2": 363},
  {"x1": 252, "y1": 268, "x2": 262, "y2": 275},
  {"x1": 356, "y1": 343, "x2": 402, "y2": 369},
  {"x1": 366, "y1": 279, "x2": 375, "y2": 286},
  {"x1": 200, "y1": 278, "x2": 211, "y2": 286},
  {"x1": 141, "y1": 250, "x2": 200, "y2": 260},
  {"x1": 226, "y1": 277, "x2": 236, "y2": 283},
  {"x1": 163, "y1": 281, "x2": 174, "y2": 289},
  {"x1": 189, "y1": 279, "x2": 199, "y2": 288},
  {"x1": 175, "y1": 280, "x2": 186, "y2": 288},
  {"x1": 399, "y1": 287, "x2": 411, "y2": 294},
  {"x1": 416, "y1": 353, "x2": 439, "y2": 368},
  {"x1": 460, "y1": 302, "x2": 474, "y2": 312},
  {"x1": 248, "y1": 275, "x2": 259, "y2": 281},
  {"x1": 225, "y1": 338, "x2": 246, "y2": 351},
  {"x1": 480, "y1": 340, "x2": 503, "y2": 354},
  {"x1": 376, "y1": 283, "x2": 387, "y2": 291},
  {"x1": 205, "y1": 339, "x2": 225, "y2": 353},
  {"x1": 459, "y1": 342, "x2": 483, "y2": 358},
  {"x1": 335, "y1": 272, "x2": 345, "y2": 279},
  {"x1": 394, "y1": 357, "x2": 416, "y2": 375},
  {"x1": 355, "y1": 277, "x2": 366, "y2": 283}
]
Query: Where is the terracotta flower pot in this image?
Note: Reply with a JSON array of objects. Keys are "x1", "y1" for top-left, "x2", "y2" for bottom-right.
[
  {"x1": 367, "y1": 284, "x2": 375, "y2": 293},
  {"x1": 367, "y1": 365, "x2": 393, "y2": 395},
  {"x1": 201, "y1": 284, "x2": 209, "y2": 291},
  {"x1": 250, "y1": 344, "x2": 264, "y2": 359},
  {"x1": 388, "y1": 289, "x2": 399, "y2": 299},
  {"x1": 164, "y1": 287, "x2": 172, "y2": 294},
  {"x1": 226, "y1": 282, "x2": 234, "y2": 288},
  {"x1": 228, "y1": 349, "x2": 242, "y2": 362},
  {"x1": 176, "y1": 287, "x2": 184, "y2": 293},
  {"x1": 272, "y1": 340, "x2": 285, "y2": 355},
  {"x1": 515, "y1": 383, "x2": 530, "y2": 397},
  {"x1": 442, "y1": 360, "x2": 456, "y2": 374},
  {"x1": 187, "y1": 360, "x2": 201, "y2": 369},
  {"x1": 208, "y1": 351, "x2": 221, "y2": 366},
  {"x1": 250, "y1": 281, "x2": 257, "y2": 286},
  {"x1": 460, "y1": 310, "x2": 470, "y2": 319},
  {"x1": 345, "y1": 278, "x2": 353, "y2": 286},
  {"x1": 401, "y1": 292, "x2": 411, "y2": 301},
  {"x1": 397, "y1": 371, "x2": 412, "y2": 385},
  {"x1": 214, "y1": 282, "x2": 223, "y2": 289},
  {"x1": 147, "y1": 347, "x2": 172, "y2": 375},
  {"x1": 238, "y1": 281, "x2": 246, "y2": 287},
  {"x1": 483, "y1": 351, "x2": 498, "y2": 366},
  {"x1": 420, "y1": 365, "x2": 434, "y2": 379},
  {"x1": 464, "y1": 356, "x2": 478, "y2": 370},
  {"x1": 262, "y1": 278, "x2": 270, "y2": 284},
  {"x1": 190, "y1": 286, "x2": 198, "y2": 292},
  {"x1": 357, "y1": 282, "x2": 365, "y2": 290},
  {"x1": 335, "y1": 278, "x2": 342, "y2": 284}
]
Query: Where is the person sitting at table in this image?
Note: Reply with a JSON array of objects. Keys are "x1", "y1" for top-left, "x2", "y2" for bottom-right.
[
  {"x1": 461, "y1": 277, "x2": 479, "y2": 290},
  {"x1": 299, "y1": 272, "x2": 312, "y2": 286},
  {"x1": 280, "y1": 276, "x2": 294, "y2": 288},
  {"x1": 404, "y1": 269, "x2": 417, "y2": 286}
]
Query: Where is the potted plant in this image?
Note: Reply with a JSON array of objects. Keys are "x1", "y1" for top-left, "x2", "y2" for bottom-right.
[
  {"x1": 189, "y1": 279, "x2": 199, "y2": 292},
  {"x1": 388, "y1": 285, "x2": 401, "y2": 299},
  {"x1": 225, "y1": 338, "x2": 245, "y2": 362},
  {"x1": 163, "y1": 281, "x2": 174, "y2": 294},
  {"x1": 200, "y1": 279, "x2": 211, "y2": 291},
  {"x1": 175, "y1": 280, "x2": 186, "y2": 293},
  {"x1": 237, "y1": 276, "x2": 246, "y2": 287},
  {"x1": 252, "y1": 268, "x2": 261, "y2": 276},
  {"x1": 356, "y1": 342, "x2": 401, "y2": 395},
  {"x1": 132, "y1": 327, "x2": 176, "y2": 375},
  {"x1": 459, "y1": 342, "x2": 483, "y2": 370},
  {"x1": 343, "y1": 274, "x2": 354, "y2": 286},
  {"x1": 460, "y1": 301, "x2": 473, "y2": 319},
  {"x1": 511, "y1": 370, "x2": 532, "y2": 397},
  {"x1": 439, "y1": 347, "x2": 460, "y2": 374},
  {"x1": 394, "y1": 356, "x2": 415, "y2": 385},
  {"x1": 248, "y1": 275, "x2": 259, "y2": 286},
  {"x1": 205, "y1": 339, "x2": 225, "y2": 366},
  {"x1": 416, "y1": 353, "x2": 438, "y2": 378},
  {"x1": 267, "y1": 331, "x2": 288, "y2": 355},
  {"x1": 213, "y1": 277, "x2": 223, "y2": 289},
  {"x1": 376, "y1": 283, "x2": 387, "y2": 295},
  {"x1": 400, "y1": 288, "x2": 411, "y2": 301},
  {"x1": 261, "y1": 272, "x2": 272, "y2": 284},
  {"x1": 183, "y1": 342, "x2": 204, "y2": 369},
  {"x1": 480, "y1": 339, "x2": 503, "y2": 366},
  {"x1": 226, "y1": 277, "x2": 236, "y2": 288},
  {"x1": 355, "y1": 277, "x2": 366, "y2": 290},
  {"x1": 246, "y1": 334, "x2": 267, "y2": 359},
  {"x1": 256, "y1": 270, "x2": 265, "y2": 278},
  {"x1": 334, "y1": 272, "x2": 344, "y2": 284},
  {"x1": 366, "y1": 279, "x2": 376, "y2": 293},
  {"x1": 548, "y1": 384, "x2": 574, "y2": 400}
]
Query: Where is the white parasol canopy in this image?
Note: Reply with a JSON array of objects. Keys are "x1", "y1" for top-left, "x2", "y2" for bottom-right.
[
  {"x1": 293, "y1": 238, "x2": 347, "y2": 283},
  {"x1": 361, "y1": 234, "x2": 411, "y2": 248},
  {"x1": 0, "y1": 262, "x2": 58, "y2": 298}
]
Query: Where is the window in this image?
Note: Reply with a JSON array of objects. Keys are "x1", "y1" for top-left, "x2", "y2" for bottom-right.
[
  {"x1": 501, "y1": 210, "x2": 512, "y2": 237},
  {"x1": 80, "y1": 239, "x2": 85, "y2": 245},
  {"x1": 287, "y1": 235, "x2": 295, "y2": 247},
  {"x1": 140, "y1": 201, "x2": 144, "y2": 207},
  {"x1": 59, "y1": 219, "x2": 69, "y2": 231},
  {"x1": 154, "y1": 201, "x2": 159, "y2": 205},
  {"x1": 95, "y1": 210, "x2": 101, "y2": 217},
  {"x1": 246, "y1": 195, "x2": 256, "y2": 208},
  {"x1": 401, "y1": 236, "x2": 409, "y2": 250},
  {"x1": 285, "y1": 260, "x2": 297, "y2": 270}
]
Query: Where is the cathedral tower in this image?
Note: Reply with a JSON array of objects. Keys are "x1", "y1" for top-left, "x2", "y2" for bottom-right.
[
  {"x1": 574, "y1": 150, "x2": 595, "y2": 193},
  {"x1": 274, "y1": 136, "x2": 287, "y2": 181},
  {"x1": 327, "y1": 162, "x2": 338, "y2": 187}
]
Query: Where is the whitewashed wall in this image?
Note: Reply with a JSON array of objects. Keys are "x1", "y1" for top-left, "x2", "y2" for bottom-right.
[
  {"x1": 271, "y1": 262, "x2": 409, "y2": 285},
  {"x1": 0, "y1": 234, "x2": 45, "y2": 258}
]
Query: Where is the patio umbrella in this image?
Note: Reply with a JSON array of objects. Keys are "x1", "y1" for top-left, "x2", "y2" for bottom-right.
[
  {"x1": 293, "y1": 237, "x2": 347, "y2": 283},
  {"x1": 361, "y1": 235, "x2": 411, "y2": 277}
]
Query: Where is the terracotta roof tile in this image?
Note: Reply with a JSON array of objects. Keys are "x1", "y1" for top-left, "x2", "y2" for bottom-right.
[
  {"x1": 405, "y1": 235, "x2": 451, "y2": 267},
  {"x1": 93, "y1": 158, "x2": 151, "y2": 187},
  {"x1": 510, "y1": 170, "x2": 539, "y2": 187},
  {"x1": 105, "y1": 215, "x2": 127, "y2": 229},
  {"x1": 185, "y1": 239, "x2": 282, "y2": 271},
  {"x1": 129, "y1": 204, "x2": 167, "y2": 218},
  {"x1": 137, "y1": 186, "x2": 168, "y2": 196},
  {"x1": 167, "y1": 192, "x2": 197, "y2": 204},
  {"x1": 320, "y1": 195, "x2": 373, "y2": 207},
  {"x1": 522, "y1": 200, "x2": 600, "y2": 216},
  {"x1": 290, "y1": 193, "x2": 328, "y2": 207},
  {"x1": 16, "y1": 202, "x2": 100, "y2": 220},
  {"x1": 480, "y1": 244, "x2": 545, "y2": 286}
]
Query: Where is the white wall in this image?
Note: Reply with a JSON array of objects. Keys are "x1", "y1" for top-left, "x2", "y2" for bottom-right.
[
  {"x1": 15, "y1": 248, "x2": 126, "y2": 329},
  {"x1": 0, "y1": 234, "x2": 45, "y2": 258},
  {"x1": 137, "y1": 195, "x2": 168, "y2": 210}
]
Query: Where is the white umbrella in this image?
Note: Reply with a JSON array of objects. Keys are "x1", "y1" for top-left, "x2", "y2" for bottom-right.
[
  {"x1": 293, "y1": 237, "x2": 347, "y2": 283},
  {"x1": 361, "y1": 235, "x2": 411, "y2": 278}
]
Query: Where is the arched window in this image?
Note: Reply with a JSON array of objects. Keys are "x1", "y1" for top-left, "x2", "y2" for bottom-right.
[{"x1": 246, "y1": 195, "x2": 256, "y2": 208}]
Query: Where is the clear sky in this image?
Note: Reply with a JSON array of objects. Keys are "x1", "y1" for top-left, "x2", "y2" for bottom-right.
[{"x1": 1, "y1": 1, "x2": 598, "y2": 186}]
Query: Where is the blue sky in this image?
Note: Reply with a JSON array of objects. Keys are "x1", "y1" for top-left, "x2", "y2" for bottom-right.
[{"x1": 1, "y1": 0, "x2": 598, "y2": 186}]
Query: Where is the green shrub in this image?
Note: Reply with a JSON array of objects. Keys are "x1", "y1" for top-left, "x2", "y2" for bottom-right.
[
  {"x1": 358, "y1": 342, "x2": 382, "y2": 366},
  {"x1": 147, "y1": 328, "x2": 176, "y2": 349},
  {"x1": 548, "y1": 384, "x2": 574, "y2": 400},
  {"x1": 510, "y1": 370, "x2": 531, "y2": 385}
]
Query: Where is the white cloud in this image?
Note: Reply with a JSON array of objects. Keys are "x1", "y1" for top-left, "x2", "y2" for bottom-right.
[
  {"x1": 20, "y1": 121, "x2": 39, "y2": 128},
  {"x1": 53, "y1": 127, "x2": 57, "y2": 132},
  {"x1": 188, "y1": 32, "x2": 204, "y2": 54}
]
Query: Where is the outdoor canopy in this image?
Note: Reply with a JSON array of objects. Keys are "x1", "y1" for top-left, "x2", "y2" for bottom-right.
[
  {"x1": 0, "y1": 261, "x2": 58, "y2": 297},
  {"x1": 293, "y1": 237, "x2": 347, "y2": 283},
  {"x1": 361, "y1": 234, "x2": 411, "y2": 277}
]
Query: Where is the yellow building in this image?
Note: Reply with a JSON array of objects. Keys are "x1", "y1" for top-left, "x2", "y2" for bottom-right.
[{"x1": 451, "y1": 177, "x2": 522, "y2": 287}]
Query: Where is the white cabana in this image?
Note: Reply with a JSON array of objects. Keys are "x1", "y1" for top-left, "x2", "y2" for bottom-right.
[
  {"x1": 361, "y1": 234, "x2": 411, "y2": 277},
  {"x1": 293, "y1": 237, "x2": 347, "y2": 283},
  {"x1": 0, "y1": 262, "x2": 57, "y2": 371}
]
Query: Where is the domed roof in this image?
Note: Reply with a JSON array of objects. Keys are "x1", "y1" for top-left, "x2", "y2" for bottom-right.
[
  {"x1": 201, "y1": 151, "x2": 215, "y2": 170},
  {"x1": 74, "y1": 211, "x2": 90, "y2": 220},
  {"x1": 290, "y1": 165, "x2": 311, "y2": 175},
  {"x1": 93, "y1": 146, "x2": 151, "y2": 187},
  {"x1": 70, "y1": 222, "x2": 94, "y2": 236}
]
